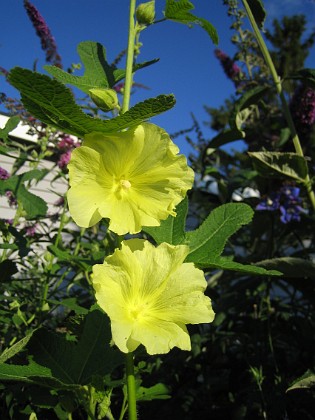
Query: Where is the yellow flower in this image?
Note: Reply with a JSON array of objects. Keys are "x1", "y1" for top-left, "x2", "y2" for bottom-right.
[
  {"x1": 91, "y1": 239, "x2": 215, "y2": 355},
  {"x1": 67, "y1": 123, "x2": 194, "y2": 235}
]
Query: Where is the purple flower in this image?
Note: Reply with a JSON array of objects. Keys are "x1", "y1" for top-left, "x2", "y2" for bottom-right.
[
  {"x1": 290, "y1": 84, "x2": 315, "y2": 134},
  {"x1": 0, "y1": 167, "x2": 10, "y2": 180},
  {"x1": 256, "y1": 185, "x2": 307, "y2": 223},
  {"x1": 57, "y1": 135, "x2": 79, "y2": 150},
  {"x1": 24, "y1": 0, "x2": 62, "y2": 68},
  {"x1": 5, "y1": 191, "x2": 17, "y2": 207},
  {"x1": 25, "y1": 223, "x2": 38, "y2": 237},
  {"x1": 57, "y1": 150, "x2": 72, "y2": 170},
  {"x1": 214, "y1": 49, "x2": 242, "y2": 87}
]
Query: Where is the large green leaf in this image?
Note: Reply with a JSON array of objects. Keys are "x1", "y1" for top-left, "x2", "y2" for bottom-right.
[
  {"x1": 27, "y1": 308, "x2": 123, "y2": 386},
  {"x1": 45, "y1": 41, "x2": 159, "y2": 94},
  {"x1": 0, "y1": 309, "x2": 124, "y2": 389},
  {"x1": 248, "y1": 151, "x2": 309, "y2": 182},
  {"x1": 9, "y1": 67, "x2": 175, "y2": 137},
  {"x1": 143, "y1": 197, "x2": 188, "y2": 245},
  {"x1": 164, "y1": 0, "x2": 218, "y2": 45},
  {"x1": 185, "y1": 203, "x2": 254, "y2": 264}
]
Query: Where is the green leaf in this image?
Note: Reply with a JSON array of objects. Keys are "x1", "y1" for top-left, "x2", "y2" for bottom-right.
[
  {"x1": 207, "y1": 128, "x2": 245, "y2": 148},
  {"x1": 255, "y1": 257, "x2": 315, "y2": 279},
  {"x1": 48, "y1": 298, "x2": 89, "y2": 315},
  {"x1": 230, "y1": 85, "x2": 270, "y2": 132},
  {"x1": 164, "y1": 0, "x2": 219, "y2": 45},
  {"x1": 8, "y1": 68, "x2": 175, "y2": 137},
  {"x1": 0, "y1": 330, "x2": 36, "y2": 363},
  {"x1": 18, "y1": 185, "x2": 48, "y2": 218},
  {"x1": 247, "y1": 0, "x2": 266, "y2": 29},
  {"x1": 248, "y1": 151, "x2": 309, "y2": 182},
  {"x1": 0, "y1": 115, "x2": 20, "y2": 141},
  {"x1": 137, "y1": 383, "x2": 171, "y2": 401},
  {"x1": 45, "y1": 41, "x2": 159, "y2": 94},
  {"x1": 27, "y1": 309, "x2": 124, "y2": 386},
  {"x1": 185, "y1": 203, "x2": 253, "y2": 264},
  {"x1": 0, "y1": 171, "x2": 48, "y2": 218},
  {"x1": 143, "y1": 197, "x2": 188, "y2": 245},
  {"x1": 287, "y1": 68, "x2": 315, "y2": 89},
  {"x1": 0, "y1": 361, "x2": 68, "y2": 388},
  {"x1": 287, "y1": 370, "x2": 315, "y2": 392},
  {"x1": 203, "y1": 256, "x2": 281, "y2": 276}
]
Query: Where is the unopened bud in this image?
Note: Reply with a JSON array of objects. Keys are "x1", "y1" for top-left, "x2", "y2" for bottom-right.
[
  {"x1": 136, "y1": 1, "x2": 155, "y2": 26},
  {"x1": 89, "y1": 88, "x2": 120, "y2": 112}
]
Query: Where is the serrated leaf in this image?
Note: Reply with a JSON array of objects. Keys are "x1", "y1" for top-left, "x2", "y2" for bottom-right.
[
  {"x1": 246, "y1": 0, "x2": 266, "y2": 29},
  {"x1": 0, "y1": 361, "x2": 68, "y2": 388},
  {"x1": 143, "y1": 197, "x2": 188, "y2": 245},
  {"x1": 255, "y1": 257, "x2": 315, "y2": 279},
  {"x1": 286, "y1": 68, "x2": 315, "y2": 90},
  {"x1": 164, "y1": 0, "x2": 218, "y2": 44},
  {"x1": 287, "y1": 370, "x2": 315, "y2": 392},
  {"x1": 185, "y1": 203, "x2": 254, "y2": 264},
  {"x1": 248, "y1": 151, "x2": 309, "y2": 182},
  {"x1": 0, "y1": 115, "x2": 20, "y2": 141},
  {"x1": 202, "y1": 256, "x2": 281, "y2": 276},
  {"x1": 0, "y1": 330, "x2": 36, "y2": 363},
  {"x1": 45, "y1": 41, "x2": 159, "y2": 94},
  {"x1": 9, "y1": 68, "x2": 175, "y2": 137}
]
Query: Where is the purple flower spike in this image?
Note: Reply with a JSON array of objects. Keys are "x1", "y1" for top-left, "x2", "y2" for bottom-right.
[
  {"x1": 290, "y1": 84, "x2": 315, "y2": 134},
  {"x1": 214, "y1": 49, "x2": 242, "y2": 87},
  {"x1": 24, "y1": 0, "x2": 62, "y2": 68}
]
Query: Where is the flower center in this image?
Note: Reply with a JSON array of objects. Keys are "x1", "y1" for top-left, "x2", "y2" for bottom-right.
[
  {"x1": 129, "y1": 301, "x2": 149, "y2": 321},
  {"x1": 120, "y1": 179, "x2": 131, "y2": 189}
]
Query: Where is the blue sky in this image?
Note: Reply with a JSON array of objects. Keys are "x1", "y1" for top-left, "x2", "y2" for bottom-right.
[{"x1": 1, "y1": 0, "x2": 315, "y2": 156}]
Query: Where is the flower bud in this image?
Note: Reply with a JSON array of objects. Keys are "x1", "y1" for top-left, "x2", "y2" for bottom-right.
[
  {"x1": 89, "y1": 88, "x2": 120, "y2": 112},
  {"x1": 136, "y1": 1, "x2": 155, "y2": 26}
]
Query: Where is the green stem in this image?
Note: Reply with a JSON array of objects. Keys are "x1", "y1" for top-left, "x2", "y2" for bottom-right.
[
  {"x1": 122, "y1": 0, "x2": 137, "y2": 114},
  {"x1": 242, "y1": 0, "x2": 315, "y2": 211},
  {"x1": 125, "y1": 352, "x2": 137, "y2": 420}
]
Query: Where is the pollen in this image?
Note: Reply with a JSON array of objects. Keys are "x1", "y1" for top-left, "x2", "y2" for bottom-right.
[{"x1": 120, "y1": 179, "x2": 132, "y2": 189}]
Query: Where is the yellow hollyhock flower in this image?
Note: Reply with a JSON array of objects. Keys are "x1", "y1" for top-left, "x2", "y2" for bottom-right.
[
  {"x1": 91, "y1": 239, "x2": 215, "y2": 355},
  {"x1": 67, "y1": 123, "x2": 194, "y2": 235}
]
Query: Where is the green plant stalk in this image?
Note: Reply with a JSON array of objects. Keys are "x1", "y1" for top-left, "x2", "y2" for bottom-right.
[
  {"x1": 121, "y1": 0, "x2": 137, "y2": 114},
  {"x1": 242, "y1": 0, "x2": 315, "y2": 210},
  {"x1": 126, "y1": 352, "x2": 137, "y2": 420},
  {"x1": 121, "y1": 1, "x2": 138, "y2": 417}
]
